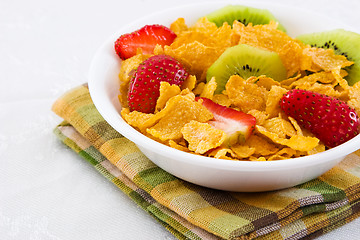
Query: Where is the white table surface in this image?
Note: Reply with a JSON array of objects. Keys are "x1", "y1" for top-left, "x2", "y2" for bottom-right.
[{"x1": 1, "y1": 0, "x2": 360, "y2": 239}]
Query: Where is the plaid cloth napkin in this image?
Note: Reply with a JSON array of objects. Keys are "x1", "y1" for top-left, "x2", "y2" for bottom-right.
[{"x1": 52, "y1": 84, "x2": 360, "y2": 240}]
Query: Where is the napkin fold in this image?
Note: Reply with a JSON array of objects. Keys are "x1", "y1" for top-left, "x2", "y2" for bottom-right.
[{"x1": 52, "y1": 84, "x2": 360, "y2": 240}]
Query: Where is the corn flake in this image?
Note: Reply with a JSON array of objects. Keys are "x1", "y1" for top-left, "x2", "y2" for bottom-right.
[
  {"x1": 200, "y1": 77, "x2": 217, "y2": 99},
  {"x1": 279, "y1": 74, "x2": 302, "y2": 88},
  {"x1": 247, "y1": 109, "x2": 268, "y2": 126},
  {"x1": 147, "y1": 94, "x2": 213, "y2": 141},
  {"x1": 181, "y1": 75, "x2": 197, "y2": 91},
  {"x1": 268, "y1": 148, "x2": 298, "y2": 161},
  {"x1": 301, "y1": 47, "x2": 353, "y2": 72},
  {"x1": 170, "y1": 18, "x2": 188, "y2": 36},
  {"x1": 169, "y1": 140, "x2": 191, "y2": 152},
  {"x1": 288, "y1": 116, "x2": 304, "y2": 136},
  {"x1": 226, "y1": 75, "x2": 268, "y2": 112},
  {"x1": 255, "y1": 76, "x2": 281, "y2": 91},
  {"x1": 155, "y1": 82, "x2": 181, "y2": 113},
  {"x1": 121, "y1": 108, "x2": 154, "y2": 131},
  {"x1": 288, "y1": 72, "x2": 335, "y2": 93},
  {"x1": 244, "y1": 134, "x2": 279, "y2": 156},
  {"x1": 212, "y1": 94, "x2": 232, "y2": 107},
  {"x1": 263, "y1": 117, "x2": 297, "y2": 138},
  {"x1": 181, "y1": 121, "x2": 226, "y2": 154},
  {"x1": 208, "y1": 147, "x2": 237, "y2": 160},
  {"x1": 189, "y1": 17, "x2": 218, "y2": 33},
  {"x1": 307, "y1": 143, "x2": 326, "y2": 155},
  {"x1": 249, "y1": 156, "x2": 267, "y2": 161},
  {"x1": 256, "y1": 126, "x2": 319, "y2": 152},
  {"x1": 192, "y1": 82, "x2": 206, "y2": 95},
  {"x1": 231, "y1": 145, "x2": 256, "y2": 159},
  {"x1": 265, "y1": 85, "x2": 288, "y2": 118}
]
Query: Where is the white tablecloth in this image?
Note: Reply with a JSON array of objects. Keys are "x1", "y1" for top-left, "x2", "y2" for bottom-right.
[{"x1": 1, "y1": 0, "x2": 359, "y2": 239}]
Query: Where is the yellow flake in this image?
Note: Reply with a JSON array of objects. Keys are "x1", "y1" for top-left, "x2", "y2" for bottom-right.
[
  {"x1": 256, "y1": 125, "x2": 319, "y2": 152},
  {"x1": 226, "y1": 75, "x2": 268, "y2": 113},
  {"x1": 121, "y1": 108, "x2": 154, "y2": 132},
  {"x1": 155, "y1": 82, "x2": 181, "y2": 113},
  {"x1": 181, "y1": 121, "x2": 226, "y2": 154},
  {"x1": 247, "y1": 109, "x2": 268, "y2": 126},
  {"x1": 208, "y1": 148, "x2": 238, "y2": 160},
  {"x1": 170, "y1": 17, "x2": 188, "y2": 35},
  {"x1": 181, "y1": 75, "x2": 197, "y2": 91},
  {"x1": 169, "y1": 140, "x2": 191, "y2": 152},
  {"x1": 245, "y1": 134, "x2": 279, "y2": 156},
  {"x1": 192, "y1": 82, "x2": 206, "y2": 95},
  {"x1": 268, "y1": 148, "x2": 298, "y2": 161},
  {"x1": 255, "y1": 76, "x2": 281, "y2": 91},
  {"x1": 147, "y1": 94, "x2": 213, "y2": 141},
  {"x1": 301, "y1": 47, "x2": 353, "y2": 72},
  {"x1": 212, "y1": 94, "x2": 232, "y2": 107},
  {"x1": 265, "y1": 85, "x2": 288, "y2": 118},
  {"x1": 231, "y1": 145, "x2": 256, "y2": 159},
  {"x1": 200, "y1": 77, "x2": 217, "y2": 99},
  {"x1": 263, "y1": 117, "x2": 297, "y2": 139}
]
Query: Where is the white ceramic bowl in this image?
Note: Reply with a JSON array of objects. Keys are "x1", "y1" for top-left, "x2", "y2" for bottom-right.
[{"x1": 88, "y1": 1, "x2": 360, "y2": 192}]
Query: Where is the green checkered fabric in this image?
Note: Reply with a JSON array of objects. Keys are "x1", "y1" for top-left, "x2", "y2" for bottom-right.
[{"x1": 52, "y1": 84, "x2": 360, "y2": 239}]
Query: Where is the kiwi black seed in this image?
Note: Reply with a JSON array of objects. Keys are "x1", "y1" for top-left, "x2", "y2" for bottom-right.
[
  {"x1": 206, "y1": 44, "x2": 287, "y2": 93},
  {"x1": 206, "y1": 5, "x2": 286, "y2": 32},
  {"x1": 297, "y1": 29, "x2": 360, "y2": 85}
]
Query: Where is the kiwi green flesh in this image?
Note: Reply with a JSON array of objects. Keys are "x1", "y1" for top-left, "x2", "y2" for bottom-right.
[
  {"x1": 206, "y1": 5, "x2": 287, "y2": 32},
  {"x1": 297, "y1": 29, "x2": 360, "y2": 86},
  {"x1": 207, "y1": 44, "x2": 287, "y2": 94}
]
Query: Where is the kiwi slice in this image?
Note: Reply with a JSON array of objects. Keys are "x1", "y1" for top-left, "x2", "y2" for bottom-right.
[
  {"x1": 207, "y1": 44, "x2": 287, "y2": 93},
  {"x1": 297, "y1": 29, "x2": 360, "y2": 85},
  {"x1": 206, "y1": 5, "x2": 286, "y2": 32}
]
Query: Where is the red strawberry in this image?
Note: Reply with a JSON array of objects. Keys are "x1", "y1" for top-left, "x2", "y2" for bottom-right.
[
  {"x1": 280, "y1": 89, "x2": 360, "y2": 148},
  {"x1": 115, "y1": 24, "x2": 176, "y2": 60},
  {"x1": 128, "y1": 54, "x2": 188, "y2": 113},
  {"x1": 197, "y1": 97, "x2": 256, "y2": 146}
]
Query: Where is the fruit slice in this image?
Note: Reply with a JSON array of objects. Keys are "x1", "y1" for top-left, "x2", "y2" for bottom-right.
[
  {"x1": 280, "y1": 89, "x2": 360, "y2": 148},
  {"x1": 128, "y1": 55, "x2": 188, "y2": 113},
  {"x1": 197, "y1": 97, "x2": 256, "y2": 146},
  {"x1": 115, "y1": 24, "x2": 177, "y2": 60},
  {"x1": 206, "y1": 5, "x2": 286, "y2": 32},
  {"x1": 207, "y1": 44, "x2": 287, "y2": 93},
  {"x1": 297, "y1": 29, "x2": 360, "y2": 85}
]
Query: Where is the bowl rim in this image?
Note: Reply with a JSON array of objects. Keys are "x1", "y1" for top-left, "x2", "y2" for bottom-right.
[{"x1": 88, "y1": 0, "x2": 360, "y2": 172}]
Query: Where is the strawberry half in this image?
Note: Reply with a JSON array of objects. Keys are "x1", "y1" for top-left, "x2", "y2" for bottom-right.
[
  {"x1": 115, "y1": 24, "x2": 177, "y2": 60},
  {"x1": 280, "y1": 89, "x2": 360, "y2": 148},
  {"x1": 128, "y1": 54, "x2": 188, "y2": 113},
  {"x1": 197, "y1": 97, "x2": 256, "y2": 146}
]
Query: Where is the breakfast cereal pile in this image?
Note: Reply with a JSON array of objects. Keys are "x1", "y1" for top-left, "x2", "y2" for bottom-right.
[{"x1": 114, "y1": 7, "x2": 360, "y2": 161}]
